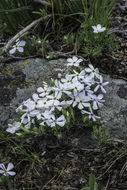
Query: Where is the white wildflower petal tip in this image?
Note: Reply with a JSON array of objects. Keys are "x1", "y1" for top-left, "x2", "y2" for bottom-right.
[{"x1": 9, "y1": 48, "x2": 16, "y2": 55}]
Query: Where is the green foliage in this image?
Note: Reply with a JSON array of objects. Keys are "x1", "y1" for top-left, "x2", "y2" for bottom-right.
[
  {"x1": 78, "y1": 21, "x2": 116, "y2": 57},
  {"x1": 77, "y1": 0, "x2": 116, "y2": 57},
  {"x1": 92, "y1": 126, "x2": 113, "y2": 146},
  {"x1": 31, "y1": 0, "x2": 116, "y2": 57},
  {"x1": 52, "y1": 0, "x2": 84, "y2": 15},
  {"x1": 0, "y1": 0, "x2": 32, "y2": 38},
  {"x1": 63, "y1": 33, "x2": 75, "y2": 48},
  {"x1": 0, "y1": 176, "x2": 14, "y2": 190},
  {"x1": 81, "y1": 174, "x2": 106, "y2": 190},
  {"x1": 33, "y1": 8, "x2": 49, "y2": 22},
  {"x1": 0, "y1": 0, "x2": 116, "y2": 59}
]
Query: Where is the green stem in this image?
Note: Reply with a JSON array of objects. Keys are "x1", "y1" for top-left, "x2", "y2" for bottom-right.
[
  {"x1": 81, "y1": 0, "x2": 88, "y2": 16},
  {"x1": 6, "y1": 176, "x2": 13, "y2": 190}
]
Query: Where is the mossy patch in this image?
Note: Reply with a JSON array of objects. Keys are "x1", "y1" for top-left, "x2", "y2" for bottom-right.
[{"x1": 0, "y1": 64, "x2": 26, "y2": 105}]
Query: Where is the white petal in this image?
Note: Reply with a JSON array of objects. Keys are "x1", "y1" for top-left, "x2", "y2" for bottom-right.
[
  {"x1": 92, "y1": 116, "x2": 96, "y2": 121},
  {"x1": 93, "y1": 102, "x2": 98, "y2": 110},
  {"x1": 73, "y1": 56, "x2": 78, "y2": 62},
  {"x1": 6, "y1": 127, "x2": 16, "y2": 134},
  {"x1": 98, "y1": 94, "x2": 103, "y2": 99},
  {"x1": 100, "y1": 27, "x2": 106, "y2": 32},
  {"x1": 93, "y1": 30, "x2": 98, "y2": 33},
  {"x1": 9, "y1": 48, "x2": 16, "y2": 54},
  {"x1": 94, "y1": 85, "x2": 99, "y2": 92},
  {"x1": 7, "y1": 163, "x2": 14, "y2": 171},
  {"x1": 99, "y1": 76, "x2": 103, "y2": 83},
  {"x1": 85, "y1": 68, "x2": 91, "y2": 72},
  {"x1": 66, "y1": 100, "x2": 73, "y2": 105},
  {"x1": 18, "y1": 40, "x2": 26, "y2": 47},
  {"x1": 78, "y1": 103, "x2": 83, "y2": 110},
  {"x1": 89, "y1": 64, "x2": 94, "y2": 70},
  {"x1": 67, "y1": 58, "x2": 73, "y2": 63},
  {"x1": 30, "y1": 110, "x2": 40, "y2": 117},
  {"x1": 81, "y1": 110, "x2": 89, "y2": 115},
  {"x1": 92, "y1": 26, "x2": 97, "y2": 30},
  {"x1": 97, "y1": 24, "x2": 101, "y2": 29},
  {"x1": 37, "y1": 87, "x2": 43, "y2": 93},
  {"x1": 101, "y1": 86, "x2": 106, "y2": 93},
  {"x1": 57, "y1": 115, "x2": 65, "y2": 121},
  {"x1": 56, "y1": 121, "x2": 65, "y2": 127},
  {"x1": 17, "y1": 47, "x2": 24, "y2": 52},
  {"x1": 32, "y1": 93, "x2": 39, "y2": 101},
  {"x1": 0, "y1": 164, "x2": 6, "y2": 170},
  {"x1": 0, "y1": 170, "x2": 4, "y2": 174},
  {"x1": 7, "y1": 171, "x2": 16, "y2": 176},
  {"x1": 98, "y1": 102, "x2": 103, "y2": 108},
  {"x1": 84, "y1": 103, "x2": 90, "y2": 107},
  {"x1": 77, "y1": 58, "x2": 83, "y2": 63},
  {"x1": 103, "y1": 82, "x2": 109, "y2": 86}
]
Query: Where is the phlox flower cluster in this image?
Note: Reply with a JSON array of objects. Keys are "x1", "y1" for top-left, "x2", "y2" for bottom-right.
[{"x1": 6, "y1": 56, "x2": 108, "y2": 134}]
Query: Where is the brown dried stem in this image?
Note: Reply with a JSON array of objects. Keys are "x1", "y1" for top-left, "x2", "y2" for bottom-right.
[{"x1": 1, "y1": 17, "x2": 42, "y2": 55}]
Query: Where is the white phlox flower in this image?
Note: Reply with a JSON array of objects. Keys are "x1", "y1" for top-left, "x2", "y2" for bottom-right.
[
  {"x1": 85, "y1": 64, "x2": 100, "y2": 79},
  {"x1": 6, "y1": 121, "x2": 21, "y2": 134},
  {"x1": 75, "y1": 92, "x2": 91, "y2": 110},
  {"x1": 52, "y1": 79, "x2": 71, "y2": 98},
  {"x1": 67, "y1": 56, "x2": 83, "y2": 67},
  {"x1": 70, "y1": 70, "x2": 85, "y2": 81},
  {"x1": 47, "y1": 115, "x2": 66, "y2": 127},
  {"x1": 9, "y1": 39, "x2": 26, "y2": 55},
  {"x1": 21, "y1": 107, "x2": 35, "y2": 125},
  {"x1": 40, "y1": 111, "x2": 55, "y2": 126},
  {"x1": 24, "y1": 122, "x2": 31, "y2": 129},
  {"x1": 89, "y1": 94, "x2": 104, "y2": 110},
  {"x1": 40, "y1": 115, "x2": 52, "y2": 126},
  {"x1": 72, "y1": 78, "x2": 84, "y2": 95},
  {"x1": 61, "y1": 74, "x2": 73, "y2": 84},
  {"x1": 21, "y1": 99, "x2": 35, "y2": 111},
  {"x1": 92, "y1": 24, "x2": 106, "y2": 33},
  {"x1": 31, "y1": 93, "x2": 41, "y2": 109},
  {"x1": 47, "y1": 92, "x2": 62, "y2": 111},
  {"x1": 37, "y1": 87, "x2": 51, "y2": 97},
  {"x1": 16, "y1": 98, "x2": 31, "y2": 112},
  {"x1": 37, "y1": 98, "x2": 52, "y2": 109},
  {"x1": 81, "y1": 107, "x2": 100, "y2": 121},
  {"x1": 94, "y1": 75, "x2": 109, "y2": 93},
  {"x1": 82, "y1": 85, "x2": 93, "y2": 96},
  {"x1": 67, "y1": 93, "x2": 78, "y2": 107},
  {"x1": 81, "y1": 75, "x2": 95, "y2": 86},
  {"x1": 0, "y1": 163, "x2": 16, "y2": 176}
]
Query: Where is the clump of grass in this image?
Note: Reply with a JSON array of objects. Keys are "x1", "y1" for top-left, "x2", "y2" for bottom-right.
[
  {"x1": 0, "y1": 0, "x2": 32, "y2": 38},
  {"x1": 77, "y1": 0, "x2": 116, "y2": 57}
]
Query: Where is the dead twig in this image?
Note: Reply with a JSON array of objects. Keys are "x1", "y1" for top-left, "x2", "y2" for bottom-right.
[
  {"x1": 0, "y1": 17, "x2": 42, "y2": 55},
  {"x1": 33, "y1": 0, "x2": 51, "y2": 6}
]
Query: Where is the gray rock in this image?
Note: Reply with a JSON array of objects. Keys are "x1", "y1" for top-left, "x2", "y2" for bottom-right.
[
  {"x1": 0, "y1": 58, "x2": 127, "y2": 140},
  {"x1": 99, "y1": 74, "x2": 127, "y2": 139},
  {"x1": 0, "y1": 58, "x2": 67, "y2": 127}
]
